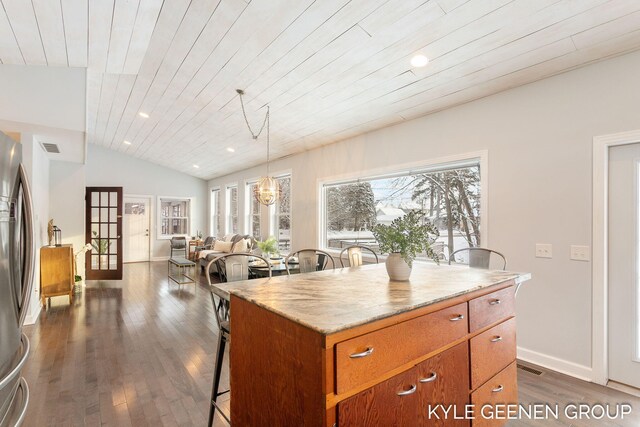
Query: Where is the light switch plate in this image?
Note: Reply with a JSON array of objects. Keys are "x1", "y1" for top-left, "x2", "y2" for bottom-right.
[
  {"x1": 535, "y1": 244, "x2": 552, "y2": 258},
  {"x1": 570, "y1": 245, "x2": 590, "y2": 261}
]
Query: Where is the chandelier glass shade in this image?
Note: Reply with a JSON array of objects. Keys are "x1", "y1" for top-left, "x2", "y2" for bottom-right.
[
  {"x1": 236, "y1": 89, "x2": 280, "y2": 206},
  {"x1": 254, "y1": 176, "x2": 281, "y2": 206}
]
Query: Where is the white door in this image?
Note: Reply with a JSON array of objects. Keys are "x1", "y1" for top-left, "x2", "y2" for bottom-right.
[
  {"x1": 609, "y1": 143, "x2": 640, "y2": 389},
  {"x1": 123, "y1": 197, "x2": 151, "y2": 263}
]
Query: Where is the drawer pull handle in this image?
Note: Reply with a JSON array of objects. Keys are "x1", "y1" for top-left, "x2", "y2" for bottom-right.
[
  {"x1": 349, "y1": 347, "x2": 374, "y2": 358},
  {"x1": 492, "y1": 385, "x2": 504, "y2": 393},
  {"x1": 490, "y1": 336, "x2": 503, "y2": 343},
  {"x1": 419, "y1": 372, "x2": 437, "y2": 383},
  {"x1": 489, "y1": 299, "x2": 501, "y2": 305},
  {"x1": 396, "y1": 384, "x2": 417, "y2": 396},
  {"x1": 449, "y1": 314, "x2": 465, "y2": 321}
]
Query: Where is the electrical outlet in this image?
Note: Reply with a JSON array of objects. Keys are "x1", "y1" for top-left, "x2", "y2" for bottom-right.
[
  {"x1": 570, "y1": 245, "x2": 590, "y2": 261},
  {"x1": 535, "y1": 244, "x2": 552, "y2": 258}
]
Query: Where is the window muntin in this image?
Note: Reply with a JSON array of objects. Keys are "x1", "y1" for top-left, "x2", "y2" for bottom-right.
[
  {"x1": 226, "y1": 185, "x2": 238, "y2": 234},
  {"x1": 272, "y1": 175, "x2": 291, "y2": 252},
  {"x1": 246, "y1": 182, "x2": 261, "y2": 239},
  {"x1": 322, "y1": 162, "x2": 480, "y2": 261},
  {"x1": 211, "y1": 188, "x2": 220, "y2": 237},
  {"x1": 160, "y1": 198, "x2": 191, "y2": 238}
]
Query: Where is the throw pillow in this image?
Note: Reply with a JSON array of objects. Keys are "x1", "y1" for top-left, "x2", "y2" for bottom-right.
[
  {"x1": 232, "y1": 238, "x2": 249, "y2": 253},
  {"x1": 223, "y1": 234, "x2": 235, "y2": 242},
  {"x1": 213, "y1": 240, "x2": 233, "y2": 253}
]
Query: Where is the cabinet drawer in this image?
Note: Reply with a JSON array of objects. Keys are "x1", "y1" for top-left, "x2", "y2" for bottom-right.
[
  {"x1": 468, "y1": 286, "x2": 515, "y2": 333},
  {"x1": 336, "y1": 303, "x2": 468, "y2": 394},
  {"x1": 470, "y1": 362, "x2": 518, "y2": 427},
  {"x1": 339, "y1": 343, "x2": 470, "y2": 427},
  {"x1": 470, "y1": 318, "x2": 516, "y2": 389}
]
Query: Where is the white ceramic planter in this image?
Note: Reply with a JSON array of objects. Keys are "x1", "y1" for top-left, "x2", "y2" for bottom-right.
[{"x1": 385, "y1": 253, "x2": 412, "y2": 281}]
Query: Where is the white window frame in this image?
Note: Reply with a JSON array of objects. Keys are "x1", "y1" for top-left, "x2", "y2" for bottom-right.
[
  {"x1": 225, "y1": 184, "x2": 239, "y2": 234},
  {"x1": 269, "y1": 172, "x2": 292, "y2": 253},
  {"x1": 245, "y1": 179, "x2": 261, "y2": 239},
  {"x1": 157, "y1": 196, "x2": 194, "y2": 240},
  {"x1": 210, "y1": 187, "x2": 220, "y2": 237},
  {"x1": 317, "y1": 151, "x2": 488, "y2": 260}
]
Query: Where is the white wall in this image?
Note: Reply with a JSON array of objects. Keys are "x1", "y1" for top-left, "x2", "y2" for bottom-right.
[
  {"x1": 21, "y1": 134, "x2": 50, "y2": 325},
  {"x1": 49, "y1": 161, "x2": 86, "y2": 278},
  {"x1": 208, "y1": 49, "x2": 640, "y2": 379},
  {"x1": 0, "y1": 64, "x2": 86, "y2": 132},
  {"x1": 85, "y1": 144, "x2": 208, "y2": 259}
]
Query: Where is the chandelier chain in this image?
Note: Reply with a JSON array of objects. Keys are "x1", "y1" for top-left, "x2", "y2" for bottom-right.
[{"x1": 237, "y1": 90, "x2": 268, "y2": 140}]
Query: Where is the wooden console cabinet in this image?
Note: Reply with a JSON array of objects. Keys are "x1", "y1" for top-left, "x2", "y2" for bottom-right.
[
  {"x1": 40, "y1": 245, "x2": 74, "y2": 306},
  {"x1": 216, "y1": 264, "x2": 528, "y2": 426}
]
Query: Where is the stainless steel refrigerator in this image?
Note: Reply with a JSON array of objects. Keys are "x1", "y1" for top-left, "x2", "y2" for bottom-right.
[{"x1": 0, "y1": 132, "x2": 34, "y2": 427}]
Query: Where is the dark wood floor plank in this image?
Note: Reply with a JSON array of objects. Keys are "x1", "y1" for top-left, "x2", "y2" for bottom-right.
[{"x1": 21, "y1": 261, "x2": 640, "y2": 426}]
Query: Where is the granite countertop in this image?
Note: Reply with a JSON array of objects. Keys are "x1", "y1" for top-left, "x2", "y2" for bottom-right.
[{"x1": 211, "y1": 263, "x2": 531, "y2": 335}]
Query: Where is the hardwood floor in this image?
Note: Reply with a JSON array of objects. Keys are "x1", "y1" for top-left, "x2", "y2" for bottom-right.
[{"x1": 21, "y1": 262, "x2": 640, "y2": 426}]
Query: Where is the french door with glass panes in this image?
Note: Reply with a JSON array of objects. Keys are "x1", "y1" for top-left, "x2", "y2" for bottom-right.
[{"x1": 85, "y1": 187, "x2": 123, "y2": 280}]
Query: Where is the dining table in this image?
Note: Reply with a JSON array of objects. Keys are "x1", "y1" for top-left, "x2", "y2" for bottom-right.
[{"x1": 248, "y1": 259, "x2": 299, "y2": 277}]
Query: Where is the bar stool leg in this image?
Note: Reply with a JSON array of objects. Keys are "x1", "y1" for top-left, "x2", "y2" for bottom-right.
[{"x1": 208, "y1": 330, "x2": 228, "y2": 426}]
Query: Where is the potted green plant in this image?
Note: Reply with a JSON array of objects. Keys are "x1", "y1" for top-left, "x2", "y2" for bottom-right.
[
  {"x1": 91, "y1": 231, "x2": 112, "y2": 269},
  {"x1": 256, "y1": 236, "x2": 279, "y2": 258},
  {"x1": 372, "y1": 210, "x2": 440, "y2": 281}
]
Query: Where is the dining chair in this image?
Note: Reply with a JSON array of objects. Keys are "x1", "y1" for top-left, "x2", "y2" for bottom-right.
[
  {"x1": 205, "y1": 253, "x2": 270, "y2": 426},
  {"x1": 448, "y1": 247, "x2": 507, "y2": 270},
  {"x1": 285, "y1": 249, "x2": 335, "y2": 275},
  {"x1": 339, "y1": 245, "x2": 379, "y2": 267},
  {"x1": 169, "y1": 236, "x2": 187, "y2": 258}
]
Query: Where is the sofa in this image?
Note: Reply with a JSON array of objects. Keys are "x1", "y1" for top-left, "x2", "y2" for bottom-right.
[{"x1": 198, "y1": 234, "x2": 256, "y2": 274}]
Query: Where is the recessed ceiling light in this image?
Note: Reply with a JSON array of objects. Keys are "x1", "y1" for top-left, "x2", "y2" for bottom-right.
[
  {"x1": 123, "y1": 140, "x2": 131, "y2": 145},
  {"x1": 193, "y1": 164, "x2": 199, "y2": 169},
  {"x1": 410, "y1": 54, "x2": 429, "y2": 68},
  {"x1": 226, "y1": 147, "x2": 235, "y2": 153},
  {"x1": 138, "y1": 111, "x2": 149, "y2": 118}
]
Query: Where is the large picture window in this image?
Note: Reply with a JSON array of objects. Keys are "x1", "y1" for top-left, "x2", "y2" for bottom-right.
[
  {"x1": 226, "y1": 185, "x2": 238, "y2": 234},
  {"x1": 322, "y1": 160, "x2": 481, "y2": 261},
  {"x1": 159, "y1": 197, "x2": 191, "y2": 238},
  {"x1": 211, "y1": 188, "x2": 220, "y2": 237},
  {"x1": 272, "y1": 175, "x2": 291, "y2": 252},
  {"x1": 246, "y1": 181, "x2": 261, "y2": 239}
]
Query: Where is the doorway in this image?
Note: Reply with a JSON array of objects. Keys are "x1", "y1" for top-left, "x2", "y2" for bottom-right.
[
  {"x1": 85, "y1": 187, "x2": 123, "y2": 280},
  {"x1": 608, "y1": 143, "x2": 640, "y2": 389},
  {"x1": 123, "y1": 196, "x2": 151, "y2": 263}
]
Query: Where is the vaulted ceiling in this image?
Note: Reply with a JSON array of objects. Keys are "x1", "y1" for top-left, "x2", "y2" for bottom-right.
[{"x1": 1, "y1": 0, "x2": 640, "y2": 179}]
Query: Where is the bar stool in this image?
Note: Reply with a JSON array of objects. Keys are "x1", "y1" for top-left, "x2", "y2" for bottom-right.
[{"x1": 206, "y1": 253, "x2": 271, "y2": 426}]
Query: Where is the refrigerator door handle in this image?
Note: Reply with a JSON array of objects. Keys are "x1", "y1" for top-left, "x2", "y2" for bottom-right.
[
  {"x1": 0, "y1": 334, "x2": 29, "y2": 391},
  {"x1": 12, "y1": 377, "x2": 29, "y2": 427},
  {"x1": 15, "y1": 164, "x2": 34, "y2": 326}
]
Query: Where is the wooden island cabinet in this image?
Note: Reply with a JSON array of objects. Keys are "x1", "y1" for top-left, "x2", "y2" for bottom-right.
[{"x1": 213, "y1": 263, "x2": 530, "y2": 426}]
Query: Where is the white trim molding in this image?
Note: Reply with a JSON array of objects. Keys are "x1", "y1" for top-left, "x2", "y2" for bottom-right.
[
  {"x1": 517, "y1": 346, "x2": 593, "y2": 382},
  {"x1": 592, "y1": 129, "x2": 640, "y2": 385}
]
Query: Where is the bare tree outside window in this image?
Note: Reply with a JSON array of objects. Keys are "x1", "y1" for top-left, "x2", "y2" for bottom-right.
[
  {"x1": 226, "y1": 186, "x2": 238, "y2": 234},
  {"x1": 274, "y1": 176, "x2": 291, "y2": 252},
  {"x1": 324, "y1": 163, "x2": 480, "y2": 261},
  {"x1": 247, "y1": 182, "x2": 261, "y2": 239}
]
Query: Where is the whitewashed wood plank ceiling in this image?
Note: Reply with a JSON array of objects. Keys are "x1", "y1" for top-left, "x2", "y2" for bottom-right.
[{"x1": 1, "y1": 0, "x2": 640, "y2": 179}]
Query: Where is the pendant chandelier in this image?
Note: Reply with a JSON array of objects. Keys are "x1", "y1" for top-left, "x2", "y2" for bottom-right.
[{"x1": 236, "y1": 89, "x2": 281, "y2": 206}]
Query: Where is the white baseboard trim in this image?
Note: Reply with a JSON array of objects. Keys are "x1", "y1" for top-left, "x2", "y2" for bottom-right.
[
  {"x1": 151, "y1": 256, "x2": 170, "y2": 262},
  {"x1": 23, "y1": 306, "x2": 41, "y2": 326},
  {"x1": 517, "y1": 346, "x2": 593, "y2": 382}
]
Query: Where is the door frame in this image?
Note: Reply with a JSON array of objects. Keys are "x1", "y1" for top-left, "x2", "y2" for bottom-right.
[
  {"x1": 592, "y1": 129, "x2": 640, "y2": 385},
  {"x1": 123, "y1": 194, "x2": 153, "y2": 263},
  {"x1": 85, "y1": 186, "x2": 123, "y2": 280}
]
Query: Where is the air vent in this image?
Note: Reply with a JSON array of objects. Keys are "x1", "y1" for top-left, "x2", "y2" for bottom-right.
[
  {"x1": 41, "y1": 142, "x2": 60, "y2": 153},
  {"x1": 517, "y1": 364, "x2": 543, "y2": 376}
]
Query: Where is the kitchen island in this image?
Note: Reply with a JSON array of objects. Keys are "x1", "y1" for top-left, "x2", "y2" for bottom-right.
[{"x1": 212, "y1": 263, "x2": 530, "y2": 426}]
